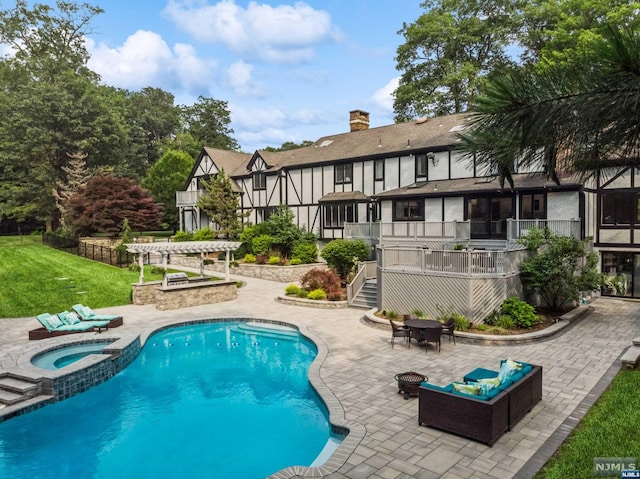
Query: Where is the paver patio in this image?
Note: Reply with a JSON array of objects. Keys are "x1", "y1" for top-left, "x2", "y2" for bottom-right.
[{"x1": 0, "y1": 271, "x2": 638, "y2": 478}]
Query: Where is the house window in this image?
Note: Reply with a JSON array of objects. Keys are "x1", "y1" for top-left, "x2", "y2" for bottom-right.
[
  {"x1": 393, "y1": 199, "x2": 424, "y2": 221},
  {"x1": 416, "y1": 154, "x2": 427, "y2": 178},
  {"x1": 335, "y1": 163, "x2": 353, "y2": 184},
  {"x1": 374, "y1": 159, "x2": 384, "y2": 181},
  {"x1": 257, "y1": 207, "x2": 276, "y2": 223},
  {"x1": 253, "y1": 171, "x2": 266, "y2": 190},
  {"x1": 601, "y1": 191, "x2": 637, "y2": 225},
  {"x1": 521, "y1": 194, "x2": 545, "y2": 219},
  {"x1": 324, "y1": 203, "x2": 356, "y2": 228}
]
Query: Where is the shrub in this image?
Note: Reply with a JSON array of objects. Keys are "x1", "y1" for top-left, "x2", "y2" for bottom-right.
[
  {"x1": 386, "y1": 310, "x2": 398, "y2": 319},
  {"x1": 296, "y1": 288, "x2": 308, "y2": 298},
  {"x1": 230, "y1": 260, "x2": 239, "y2": 267},
  {"x1": 150, "y1": 266, "x2": 166, "y2": 275},
  {"x1": 451, "y1": 312, "x2": 470, "y2": 331},
  {"x1": 320, "y1": 239, "x2": 370, "y2": 279},
  {"x1": 495, "y1": 314, "x2": 516, "y2": 329},
  {"x1": 252, "y1": 234, "x2": 273, "y2": 255},
  {"x1": 128, "y1": 262, "x2": 141, "y2": 272},
  {"x1": 326, "y1": 287, "x2": 346, "y2": 301},
  {"x1": 203, "y1": 259, "x2": 215, "y2": 265},
  {"x1": 291, "y1": 242, "x2": 318, "y2": 264},
  {"x1": 193, "y1": 227, "x2": 215, "y2": 241},
  {"x1": 300, "y1": 268, "x2": 341, "y2": 293},
  {"x1": 243, "y1": 253, "x2": 257, "y2": 263},
  {"x1": 290, "y1": 258, "x2": 302, "y2": 265},
  {"x1": 501, "y1": 297, "x2": 539, "y2": 328},
  {"x1": 172, "y1": 230, "x2": 193, "y2": 242},
  {"x1": 483, "y1": 310, "x2": 501, "y2": 326},
  {"x1": 474, "y1": 324, "x2": 488, "y2": 331},
  {"x1": 285, "y1": 284, "x2": 302, "y2": 295},
  {"x1": 412, "y1": 309, "x2": 427, "y2": 319},
  {"x1": 307, "y1": 288, "x2": 327, "y2": 300},
  {"x1": 268, "y1": 255, "x2": 280, "y2": 265}
]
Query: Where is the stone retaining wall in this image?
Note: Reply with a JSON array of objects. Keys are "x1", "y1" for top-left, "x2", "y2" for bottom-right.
[
  {"x1": 132, "y1": 280, "x2": 237, "y2": 310},
  {"x1": 170, "y1": 255, "x2": 326, "y2": 283}
]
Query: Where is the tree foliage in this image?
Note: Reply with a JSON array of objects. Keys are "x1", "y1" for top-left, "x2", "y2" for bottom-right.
[
  {"x1": 181, "y1": 96, "x2": 240, "y2": 152},
  {"x1": 320, "y1": 239, "x2": 370, "y2": 280},
  {"x1": 394, "y1": 0, "x2": 521, "y2": 121},
  {"x1": 142, "y1": 149, "x2": 194, "y2": 230},
  {"x1": 262, "y1": 140, "x2": 314, "y2": 152},
  {"x1": 518, "y1": 229, "x2": 603, "y2": 311},
  {"x1": 66, "y1": 174, "x2": 163, "y2": 236},
  {"x1": 458, "y1": 25, "x2": 640, "y2": 185},
  {"x1": 197, "y1": 169, "x2": 244, "y2": 239}
]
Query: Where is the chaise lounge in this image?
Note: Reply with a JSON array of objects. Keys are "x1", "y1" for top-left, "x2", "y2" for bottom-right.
[
  {"x1": 418, "y1": 359, "x2": 542, "y2": 446},
  {"x1": 72, "y1": 304, "x2": 124, "y2": 328},
  {"x1": 28, "y1": 312, "x2": 111, "y2": 340}
]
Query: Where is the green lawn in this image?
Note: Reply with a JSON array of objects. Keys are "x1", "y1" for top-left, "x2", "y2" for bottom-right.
[
  {"x1": 535, "y1": 369, "x2": 640, "y2": 478},
  {"x1": 0, "y1": 242, "x2": 166, "y2": 318}
]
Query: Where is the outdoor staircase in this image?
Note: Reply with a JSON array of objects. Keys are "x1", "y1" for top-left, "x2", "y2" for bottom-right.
[
  {"x1": 0, "y1": 373, "x2": 52, "y2": 416},
  {"x1": 350, "y1": 279, "x2": 378, "y2": 309}
]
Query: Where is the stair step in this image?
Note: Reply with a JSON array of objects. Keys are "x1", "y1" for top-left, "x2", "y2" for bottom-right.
[
  {"x1": 633, "y1": 337, "x2": 640, "y2": 346},
  {"x1": 621, "y1": 346, "x2": 640, "y2": 369},
  {"x1": 0, "y1": 377, "x2": 40, "y2": 395},
  {"x1": 0, "y1": 389, "x2": 24, "y2": 405},
  {"x1": 0, "y1": 394, "x2": 55, "y2": 417}
]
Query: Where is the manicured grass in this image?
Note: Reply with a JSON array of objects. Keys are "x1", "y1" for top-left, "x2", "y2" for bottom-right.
[
  {"x1": 0, "y1": 234, "x2": 43, "y2": 247},
  {"x1": 535, "y1": 369, "x2": 640, "y2": 478},
  {"x1": 0, "y1": 243, "x2": 166, "y2": 318}
]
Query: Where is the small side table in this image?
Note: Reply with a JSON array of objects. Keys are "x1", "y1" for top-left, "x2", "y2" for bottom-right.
[{"x1": 395, "y1": 371, "x2": 428, "y2": 399}]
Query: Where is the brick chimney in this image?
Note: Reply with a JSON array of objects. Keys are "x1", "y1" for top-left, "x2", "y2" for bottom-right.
[{"x1": 349, "y1": 110, "x2": 370, "y2": 132}]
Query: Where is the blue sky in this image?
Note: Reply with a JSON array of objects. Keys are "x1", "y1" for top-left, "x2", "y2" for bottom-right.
[{"x1": 81, "y1": 0, "x2": 424, "y2": 152}]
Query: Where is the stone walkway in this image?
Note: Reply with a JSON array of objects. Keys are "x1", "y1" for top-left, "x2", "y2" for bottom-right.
[{"x1": 1, "y1": 273, "x2": 639, "y2": 478}]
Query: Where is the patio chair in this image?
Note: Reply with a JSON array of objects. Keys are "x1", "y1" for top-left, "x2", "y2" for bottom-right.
[
  {"x1": 408, "y1": 326, "x2": 427, "y2": 349},
  {"x1": 441, "y1": 317, "x2": 456, "y2": 345},
  {"x1": 72, "y1": 304, "x2": 124, "y2": 327},
  {"x1": 421, "y1": 327, "x2": 442, "y2": 353},
  {"x1": 390, "y1": 320, "x2": 410, "y2": 348},
  {"x1": 29, "y1": 313, "x2": 110, "y2": 340}
]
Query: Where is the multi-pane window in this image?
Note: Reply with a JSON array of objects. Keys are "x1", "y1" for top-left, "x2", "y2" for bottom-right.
[
  {"x1": 335, "y1": 163, "x2": 353, "y2": 184},
  {"x1": 324, "y1": 204, "x2": 355, "y2": 228},
  {"x1": 393, "y1": 199, "x2": 424, "y2": 221},
  {"x1": 374, "y1": 159, "x2": 384, "y2": 181},
  {"x1": 521, "y1": 194, "x2": 545, "y2": 219},
  {"x1": 601, "y1": 191, "x2": 637, "y2": 225},
  {"x1": 253, "y1": 171, "x2": 266, "y2": 190},
  {"x1": 257, "y1": 207, "x2": 276, "y2": 223},
  {"x1": 416, "y1": 154, "x2": 427, "y2": 178}
]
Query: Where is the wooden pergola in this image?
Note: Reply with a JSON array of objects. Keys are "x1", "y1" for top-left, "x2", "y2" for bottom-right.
[{"x1": 125, "y1": 241, "x2": 242, "y2": 283}]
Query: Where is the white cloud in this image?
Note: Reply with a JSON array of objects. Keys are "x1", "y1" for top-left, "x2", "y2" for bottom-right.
[
  {"x1": 163, "y1": 0, "x2": 339, "y2": 63},
  {"x1": 231, "y1": 105, "x2": 288, "y2": 130},
  {"x1": 225, "y1": 60, "x2": 264, "y2": 97},
  {"x1": 87, "y1": 30, "x2": 217, "y2": 94},
  {"x1": 372, "y1": 76, "x2": 399, "y2": 112}
]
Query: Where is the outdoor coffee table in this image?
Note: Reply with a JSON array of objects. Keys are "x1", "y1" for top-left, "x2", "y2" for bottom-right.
[{"x1": 394, "y1": 371, "x2": 428, "y2": 399}]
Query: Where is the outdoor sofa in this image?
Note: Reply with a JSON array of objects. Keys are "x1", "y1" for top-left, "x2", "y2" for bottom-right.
[{"x1": 418, "y1": 359, "x2": 542, "y2": 446}]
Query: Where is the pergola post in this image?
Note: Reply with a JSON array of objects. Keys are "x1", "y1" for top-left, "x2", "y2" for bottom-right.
[
  {"x1": 138, "y1": 252, "x2": 144, "y2": 284},
  {"x1": 225, "y1": 253, "x2": 230, "y2": 281},
  {"x1": 199, "y1": 252, "x2": 205, "y2": 277}
]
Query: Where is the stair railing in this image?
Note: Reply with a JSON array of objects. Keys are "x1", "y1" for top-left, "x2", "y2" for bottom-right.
[{"x1": 347, "y1": 260, "x2": 377, "y2": 304}]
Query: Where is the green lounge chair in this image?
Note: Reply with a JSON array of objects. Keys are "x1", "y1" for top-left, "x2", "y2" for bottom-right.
[
  {"x1": 72, "y1": 304, "x2": 123, "y2": 324},
  {"x1": 29, "y1": 312, "x2": 110, "y2": 340}
]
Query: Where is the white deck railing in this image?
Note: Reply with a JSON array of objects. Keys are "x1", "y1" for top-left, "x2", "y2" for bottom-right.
[
  {"x1": 506, "y1": 218, "x2": 581, "y2": 240},
  {"x1": 346, "y1": 260, "x2": 377, "y2": 302},
  {"x1": 378, "y1": 246, "x2": 527, "y2": 276}
]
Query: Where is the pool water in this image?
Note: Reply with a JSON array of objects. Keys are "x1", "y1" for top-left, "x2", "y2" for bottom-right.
[
  {"x1": 31, "y1": 342, "x2": 114, "y2": 370},
  {"x1": 0, "y1": 322, "x2": 333, "y2": 478}
]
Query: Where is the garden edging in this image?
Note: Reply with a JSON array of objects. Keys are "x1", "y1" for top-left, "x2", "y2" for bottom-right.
[
  {"x1": 364, "y1": 303, "x2": 593, "y2": 345},
  {"x1": 276, "y1": 295, "x2": 348, "y2": 309}
]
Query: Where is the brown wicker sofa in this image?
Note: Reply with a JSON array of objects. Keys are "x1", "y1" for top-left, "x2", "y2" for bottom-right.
[{"x1": 418, "y1": 362, "x2": 542, "y2": 446}]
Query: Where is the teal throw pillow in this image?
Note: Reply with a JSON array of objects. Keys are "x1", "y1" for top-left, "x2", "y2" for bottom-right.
[{"x1": 48, "y1": 314, "x2": 64, "y2": 329}]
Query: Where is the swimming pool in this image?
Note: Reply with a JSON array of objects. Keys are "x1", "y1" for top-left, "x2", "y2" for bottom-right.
[{"x1": 0, "y1": 321, "x2": 335, "y2": 478}]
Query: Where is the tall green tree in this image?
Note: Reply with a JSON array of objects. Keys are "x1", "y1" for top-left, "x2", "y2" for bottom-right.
[
  {"x1": 262, "y1": 140, "x2": 314, "y2": 152},
  {"x1": 142, "y1": 149, "x2": 194, "y2": 230},
  {"x1": 394, "y1": 0, "x2": 522, "y2": 121},
  {"x1": 458, "y1": 25, "x2": 640, "y2": 186},
  {"x1": 197, "y1": 169, "x2": 245, "y2": 239},
  {"x1": 181, "y1": 96, "x2": 240, "y2": 151}
]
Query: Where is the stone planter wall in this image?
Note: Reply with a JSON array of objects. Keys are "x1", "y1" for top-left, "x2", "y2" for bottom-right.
[
  {"x1": 170, "y1": 255, "x2": 326, "y2": 283},
  {"x1": 132, "y1": 281, "x2": 162, "y2": 305}
]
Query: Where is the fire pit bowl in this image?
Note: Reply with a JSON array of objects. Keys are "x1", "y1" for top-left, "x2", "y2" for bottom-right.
[{"x1": 394, "y1": 371, "x2": 428, "y2": 399}]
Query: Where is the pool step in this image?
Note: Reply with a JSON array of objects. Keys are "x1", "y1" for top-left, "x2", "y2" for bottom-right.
[
  {"x1": 0, "y1": 394, "x2": 55, "y2": 420},
  {"x1": 0, "y1": 374, "x2": 43, "y2": 406}
]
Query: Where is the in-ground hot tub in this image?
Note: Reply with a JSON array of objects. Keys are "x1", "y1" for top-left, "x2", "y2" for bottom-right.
[{"x1": 31, "y1": 340, "x2": 116, "y2": 370}]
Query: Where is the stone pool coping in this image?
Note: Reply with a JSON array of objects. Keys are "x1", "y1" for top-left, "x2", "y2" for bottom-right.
[{"x1": 2, "y1": 318, "x2": 364, "y2": 479}]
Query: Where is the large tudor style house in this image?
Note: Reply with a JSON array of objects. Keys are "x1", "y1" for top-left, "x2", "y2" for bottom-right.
[{"x1": 177, "y1": 110, "x2": 640, "y2": 319}]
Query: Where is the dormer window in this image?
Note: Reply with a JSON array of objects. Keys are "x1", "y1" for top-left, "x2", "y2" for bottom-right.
[
  {"x1": 335, "y1": 163, "x2": 353, "y2": 184},
  {"x1": 253, "y1": 171, "x2": 266, "y2": 190},
  {"x1": 416, "y1": 154, "x2": 427, "y2": 178}
]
